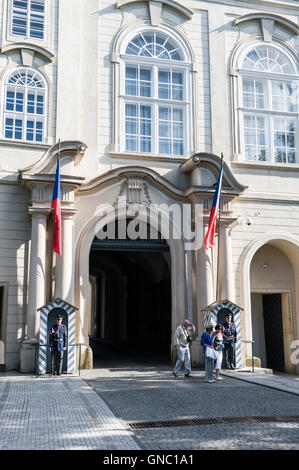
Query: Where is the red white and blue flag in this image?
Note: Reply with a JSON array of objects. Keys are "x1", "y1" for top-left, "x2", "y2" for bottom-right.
[
  {"x1": 51, "y1": 151, "x2": 62, "y2": 256},
  {"x1": 204, "y1": 160, "x2": 224, "y2": 250}
]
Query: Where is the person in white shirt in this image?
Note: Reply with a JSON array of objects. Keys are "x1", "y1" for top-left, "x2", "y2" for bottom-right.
[{"x1": 173, "y1": 320, "x2": 195, "y2": 378}]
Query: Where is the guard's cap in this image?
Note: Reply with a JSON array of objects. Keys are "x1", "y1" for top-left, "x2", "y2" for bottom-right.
[
  {"x1": 56, "y1": 315, "x2": 63, "y2": 320},
  {"x1": 225, "y1": 313, "x2": 232, "y2": 317}
]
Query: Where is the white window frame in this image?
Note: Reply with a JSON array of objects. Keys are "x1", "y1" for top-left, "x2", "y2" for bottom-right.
[
  {"x1": 119, "y1": 31, "x2": 191, "y2": 158},
  {"x1": 7, "y1": 0, "x2": 47, "y2": 42},
  {"x1": 238, "y1": 44, "x2": 299, "y2": 165},
  {"x1": 2, "y1": 67, "x2": 48, "y2": 144}
]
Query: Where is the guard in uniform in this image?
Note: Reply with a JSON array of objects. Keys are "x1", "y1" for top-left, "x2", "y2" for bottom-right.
[
  {"x1": 50, "y1": 314, "x2": 67, "y2": 375},
  {"x1": 222, "y1": 313, "x2": 237, "y2": 369}
]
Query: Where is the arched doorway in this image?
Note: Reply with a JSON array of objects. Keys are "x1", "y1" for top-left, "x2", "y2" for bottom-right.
[
  {"x1": 88, "y1": 220, "x2": 171, "y2": 364},
  {"x1": 250, "y1": 243, "x2": 296, "y2": 372}
]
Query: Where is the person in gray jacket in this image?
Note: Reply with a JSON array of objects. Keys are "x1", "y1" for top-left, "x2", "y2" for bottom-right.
[{"x1": 173, "y1": 320, "x2": 195, "y2": 377}]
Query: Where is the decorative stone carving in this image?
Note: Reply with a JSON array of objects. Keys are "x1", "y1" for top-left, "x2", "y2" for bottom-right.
[{"x1": 115, "y1": 176, "x2": 152, "y2": 205}]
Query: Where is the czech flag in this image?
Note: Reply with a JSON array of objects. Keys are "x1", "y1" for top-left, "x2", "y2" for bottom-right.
[
  {"x1": 51, "y1": 152, "x2": 62, "y2": 256},
  {"x1": 204, "y1": 160, "x2": 224, "y2": 250}
]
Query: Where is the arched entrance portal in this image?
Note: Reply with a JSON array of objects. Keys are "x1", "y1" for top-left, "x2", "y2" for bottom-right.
[
  {"x1": 88, "y1": 221, "x2": 171, "y2": 364},
  {"x1": 250, "y1": 243, "x2": 296, "y2": 371}
]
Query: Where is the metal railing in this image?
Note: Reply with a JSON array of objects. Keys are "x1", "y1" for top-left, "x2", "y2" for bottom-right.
[{"x1": 35, "y1": 343, "x2": 84, "y2": 377}]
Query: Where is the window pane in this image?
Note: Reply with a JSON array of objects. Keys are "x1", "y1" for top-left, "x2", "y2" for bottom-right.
[
  {"x1": 125, "y1": 104, "x2": 151, "y2": 153},
  {"x1": 173, "y1": 122, "x2": 183, "y2": 139},
  {"x1": 140, "y1": 105, "x2": 151, "y2": 119},
  {"x1": 140, "y1": 69, "x2": 150, "y2": 81},
  {"x1": 126, "y1": 136, "x2": 137, "y2": 151},
  {"x1": 5, "y1": 118, "x2": 14, "y2": 139},
  {"x1": 125, "y1": 117, "x2": 137, "y2": 135},
  {"x1": 140, "y1": 137, "x2": 151, "y2": 152},
  {"x1": 158, "y1": 106, "x2": 184, "y2": 155},
  {"x1": 140, "y1": 68, "x2": 151, "y2": 97},
  {"x1": 173, "y1": 140, "x2": 184, "y2": 155},
  {"x1": 158, "y1": 71, "x2": 170, "y2": 99},
  {"x1": 36, "y1": 121, "x2": 43, "y2": 141},
  {"x1": 159, "y1": 139, "x2": 171, "y2": 154},
  {"x1": 36, "y1": 94, "x2": 44, "y2": 114},
  {"x1": 26, "y1": 120, "x2": 34, "y2": 141},
  {"x1": 243, "y1": 114, "x2": 267, "y2": 161},
  {"x1": 242, "y1": 79, "x2": 265, "y2": 109},
  {"x1": 126, "y1": 104, "x2": 137, "y2": 117},
  {"x1": 6, "y1": 91, "x2": 15, "y2": 111},
  {"x1": 173, "y1": 108, "x2": 183, "y2": 121},
  {"x1": 288, "y1": 150, "x2": 295, "y2": 163},
  {"x1": 15, "y1": 119, "x2": 23, "y2": 139},
  {"x1": 273, "y1": 117, "x2": 296, "y2": 164},
  {"x1": 159, "y1": 121, "x2": 171, "y2": 137},
  {"x1": 140, "y1": 118, "x2": 151, "y2": 136},
  {"x1": 125, "y1": 66, "x2": 137, "y2": 96},
  {"x1": 172, "y1": 85, "x2": 183, "y2": 101},
  {"x1": 272, "y1": 81, "x2": 297, "y2": 112},
  {"x1": 27, "y1": 93, "x2": 35, "y2": 113},
  {"x1": 159, "y1": 107, "x2": 170, "y2": 120}
]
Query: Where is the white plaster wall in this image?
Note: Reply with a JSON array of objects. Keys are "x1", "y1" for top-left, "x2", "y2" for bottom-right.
[
  {"x1": 231, "y1": 197, "x2": 299, "y2": 306},
  {"x1": 0, "y1": 182, "x2": 30, "y2": 369}
]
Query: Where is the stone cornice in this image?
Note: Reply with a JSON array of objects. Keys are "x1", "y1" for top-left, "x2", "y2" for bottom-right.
[
  {"x1": 115, "y1": 0, "x2": 193, "y2": 20},
  {"x1": 79, "y1": 165, "x2": 187, "y2": 201},
  {"x1": 1, "y1": 42, "x2": 55, "y2": 64},
  {"x1": 234, "y1": 12, "x2": 299, "y2": 36},
  {"x1": 202, "y1": 0, "x2": 299, "y2": 13},
  {"x1": 19, "y1": 140, "x2": 87, "y2": 177},
  {"x1": 21, "y1": 174, "x2": 85, "y2": 186},
  {"x1": 79, "y1": 165, "x2": 243, "y2": 218},
  {"x1": 181, "y1": 153, "x2": 248, "y2": 195}
]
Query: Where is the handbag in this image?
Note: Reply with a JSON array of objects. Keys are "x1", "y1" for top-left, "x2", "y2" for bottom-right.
[{"x1": 205, "y1": 347, "x2": 217, "y2": 360}]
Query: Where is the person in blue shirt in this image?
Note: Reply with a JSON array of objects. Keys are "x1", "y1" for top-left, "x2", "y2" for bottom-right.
[{"x1": 201, "y1": 325, "x2": 215, "y2": 383}]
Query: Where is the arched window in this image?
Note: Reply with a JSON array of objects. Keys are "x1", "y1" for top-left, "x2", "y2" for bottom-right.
[
  {"x1": 121, "y1": 29, "x2": 190, "y2": 156},
  {"x1": 10, "y1": 0, "x2": 46, "y2": 40},
  {"x1": 3, "y1": 67, "x2": 47, "y2": 142},
  {"x1": 239, "y1": 44, "x2": 299, "y2": 164}
]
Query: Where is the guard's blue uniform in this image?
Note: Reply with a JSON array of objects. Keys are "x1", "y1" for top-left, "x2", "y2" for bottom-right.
[
  {"x1": 222, "y1": 321, "x2": 237, "y2": 369},
  {"x1": 50, "y1": 324, "x2": 67, "y2": 375}
]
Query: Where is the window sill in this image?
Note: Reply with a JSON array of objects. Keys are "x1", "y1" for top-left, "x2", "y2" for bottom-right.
[
  {"x1": 109, "y1": 150, "x2": 188, "y2": 164},
  {"x1": 0, "y1": 139, "x2": 50, "y2": 151},
  {"x1": 231, "y1": 160, "x2": 299, "y2": 172}
]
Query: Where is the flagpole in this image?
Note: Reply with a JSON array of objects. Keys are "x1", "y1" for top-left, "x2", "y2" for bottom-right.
[
  {"x1": 51, "y1": 139, "x2": 61, "y2": 297},
  {"x1": 216, "y1": 153, "x2": 224, "y2": 302}
]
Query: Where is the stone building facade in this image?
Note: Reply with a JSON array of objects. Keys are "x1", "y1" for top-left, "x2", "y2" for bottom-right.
[{"x1": 0, "y1": 0, "x2": 299, "y2": 373}]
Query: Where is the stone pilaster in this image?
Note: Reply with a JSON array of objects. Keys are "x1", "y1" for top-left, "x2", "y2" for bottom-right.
[
  {"x1": 54, "y1": 211, "x2": 76, "y2": 304},
  {"x1": 20, "y1": 209, "x2": 48, "y2": 372}
]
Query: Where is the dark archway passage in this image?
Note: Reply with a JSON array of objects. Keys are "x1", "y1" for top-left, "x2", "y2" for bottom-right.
[{"x1": 88, "y1": 231, "x2": 171, "y2": 365}]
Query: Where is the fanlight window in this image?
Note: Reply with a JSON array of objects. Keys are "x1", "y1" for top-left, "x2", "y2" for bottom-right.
[
  {"x1": 126, "y1": 31, "x2": 184, "y2": 61},
  {"x1": 239, "y1": 45, "x2": 298, "y2": 164},
  {"x1": 242, "y1": 45, "x2": 295, "y2": 75},
  {"x1": 122, "y1": 30, "x2": 189, "y2": 156},
  {"x1": 3, "y1": 68, "x2": 47, "y2": 142}
]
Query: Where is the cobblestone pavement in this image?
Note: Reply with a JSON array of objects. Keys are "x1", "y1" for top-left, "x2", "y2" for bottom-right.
[
  {"x1": 1, "y1": 344, "x2": 299, "y2": 451},
  {"x1": 81, "y1": 347, "x2": 299, "y2": 450},
  {"x1": 0, "y1": 374, "x2": 140, "y2": 450}
]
